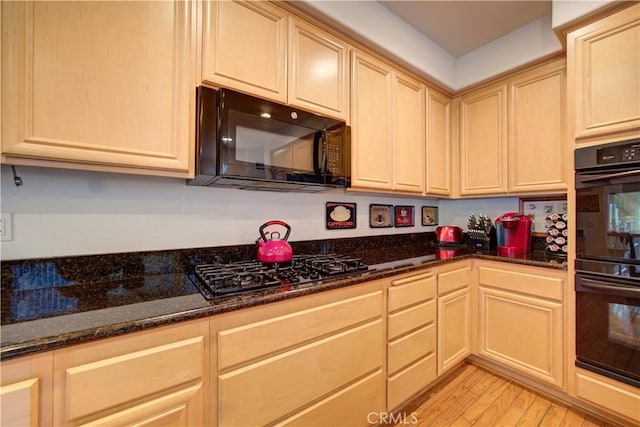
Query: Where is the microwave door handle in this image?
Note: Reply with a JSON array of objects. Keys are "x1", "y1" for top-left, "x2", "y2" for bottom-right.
[
  {"x1": 580, "y1": 169, "x2": 640, "y2": 183},
  {"x1": 313, "y1": 131, "x2": 324, "y2": 175}
]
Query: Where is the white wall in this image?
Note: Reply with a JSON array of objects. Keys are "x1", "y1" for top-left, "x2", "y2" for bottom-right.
[
  {"x1": 552, "y1": 0, "x2": 615, "y2": 28},
  {"x1": 297, "y1": 0, "x2": 616, "y2": 91},
  {"x1": 0, "y1": 165, "x2": 447, "y2": 260},
  {"x1": 456, "y1": 15, "x2": 562, "y2": 89}
]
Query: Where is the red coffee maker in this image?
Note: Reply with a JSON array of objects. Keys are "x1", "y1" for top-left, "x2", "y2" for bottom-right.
[{"x1": 495, "y1": 213, "x2": 532, "y2": 256}]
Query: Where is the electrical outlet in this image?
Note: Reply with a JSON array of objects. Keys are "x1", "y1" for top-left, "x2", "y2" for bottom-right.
[{"x1": 1, "y1": 213, "x2": 13, "y2": 241}]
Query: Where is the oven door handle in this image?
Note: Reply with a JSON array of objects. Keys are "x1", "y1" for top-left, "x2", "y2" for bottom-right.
[
  {"x1": 580, "y1": 278, "x2": 640, "y2": 297},
  {"x1": 579, "y1": 169, "x2": 640, "y2": 183}
]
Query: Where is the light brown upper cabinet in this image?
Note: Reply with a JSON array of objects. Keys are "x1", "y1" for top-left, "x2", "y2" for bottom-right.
[
  {"x1": 567, "y1": 3, "x2": 640, "y2": 142},
  {"x1": 288, "y1": 17, "x2": 349, "y2": 121},
  {"x1": 393, "y1": 72, "x2": 426, "y2": 194},
  {"x1": 458, "y1": 58, "x2": 567, "y2": 196},
  {"x1": 202, "y1": 0, "x2": 288, "y2": 103},
  {"x1": 350, "y1": 50, "x2": 394, "y2": 191},
  {"x1": 508, "y1": 59, "x2": 567, "y2": 193},
  {"x1": 1, "y1": 1, "x2": 197, "y2": 177},
  {"x1": 350, "y1": 49, "x2": 425, "y2": 194},
  {"x1": 458, "y1": 83, "x2": 509, "y2": 196},
  {"x1": 202, "y1": 2, "x2": 349, "y2": 121},
  {"x1": 425, "y1": 89, "x2": 452, "y2": 196}
]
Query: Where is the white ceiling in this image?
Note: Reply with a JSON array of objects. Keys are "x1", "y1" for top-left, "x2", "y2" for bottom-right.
[{"x1": 378, "y1": 0, "x2": 552, "y2": 57}]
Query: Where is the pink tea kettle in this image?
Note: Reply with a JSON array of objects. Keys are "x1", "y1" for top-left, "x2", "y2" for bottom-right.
[{"x1": 256, "y1": 220, "x2": 293, "y2": 263}]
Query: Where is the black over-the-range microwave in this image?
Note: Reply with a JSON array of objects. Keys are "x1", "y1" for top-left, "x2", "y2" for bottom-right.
[{"x1": 189, "y1": 86, "x2": 351, "y2": 192}]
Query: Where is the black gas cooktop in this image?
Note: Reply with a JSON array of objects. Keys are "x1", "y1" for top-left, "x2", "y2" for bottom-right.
[{"x1": 194, "y1": 254, "x2": 368, "y2": 299}]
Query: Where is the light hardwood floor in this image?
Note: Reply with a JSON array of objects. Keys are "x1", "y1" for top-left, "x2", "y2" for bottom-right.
[{"x1": 388, "y1": 362, "x2": 620, "y2": 427}]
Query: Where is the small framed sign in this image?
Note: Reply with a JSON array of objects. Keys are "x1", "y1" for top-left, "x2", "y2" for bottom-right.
[
  {"x1": 326, "y1": 202, "x2": 356, "y2": 229},
  {"x1": 421, "y1": 206, "x2": 438, "y2": 226},
  {"x1": 520, "y1": 196, "x2": 567, "y2": 236},
  {"x1": 369, "y1": 204, "x2": 393, "y2": 228},
  {"x1": 394, "y1": 205, "x2": 414, "y2": 227}
]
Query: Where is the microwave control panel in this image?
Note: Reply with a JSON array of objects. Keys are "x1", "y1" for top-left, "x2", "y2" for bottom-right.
[{"x1": 327, "y1": 142, "x2": 343, "y2": 175}]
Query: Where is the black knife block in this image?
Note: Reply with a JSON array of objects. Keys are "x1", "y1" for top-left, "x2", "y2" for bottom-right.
[{"x1": 468, "y1": 227, "x2": 497, "y2": 251}]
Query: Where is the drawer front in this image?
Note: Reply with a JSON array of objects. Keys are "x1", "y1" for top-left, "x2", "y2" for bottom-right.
[
  {"x1": 438, "y1": 266, "x2": 471, "y2": 295},
  {"x1": 218, "y1": 290, "x2": 382, "y2": 370},
  {"x1": 388, "y1": 324, "x2": 436, "y2": 376},
  {"x1": 277, "y1": 370, "x2": 384, "y2": 427},
  {"x1": 388, "y1": 300, "x2": 435, "y2": 340},
  {"x1": 477, "y1": 265, "x2": 564, "y2": 301},
  {"x1": 219, "y1": 319, "x2": 383, "y2": 426},
  {"x1": 65, "y1": 337, "x2": 204, "y2": 422},
  {"x1": 387, "y1": 353, "x2": 436, "y2": 411},
  {"x1": 0, "y1": 378, "x2": 38, "y2": 427},
  {"x1": 576, "y1": 371, "x2": 640, "y2": 422},
  {"x1": 388, "y1": 273, "x2": 436, "y2": 312}
]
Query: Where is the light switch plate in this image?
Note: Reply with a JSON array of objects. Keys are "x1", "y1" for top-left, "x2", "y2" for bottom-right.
[{"x1": 1, "y1": 213, "x2": 13, "y2": 241}]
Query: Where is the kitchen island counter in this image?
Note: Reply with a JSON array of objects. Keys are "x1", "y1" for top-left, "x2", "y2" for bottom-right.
[{"x1": 1, "y1": 241, "x2": 566, "y2": 360}]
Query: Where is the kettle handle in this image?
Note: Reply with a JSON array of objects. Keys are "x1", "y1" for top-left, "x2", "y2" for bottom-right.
[{"x1": 259, "y1": 220, "x2": 291, "y2": 242}]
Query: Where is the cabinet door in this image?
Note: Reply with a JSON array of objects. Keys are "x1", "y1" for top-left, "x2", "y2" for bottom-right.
[
  {"x1": 393, "y1": 72, "x2": 425, "y2": 193},
  {"x1": 202, "y1": 0, "x2": 287, "y2": 102},
  {"x1": 350, "y1": 50, "x2": 393, "y2": 190},
  {"x1": 438, "y1": 287, "x2": 471, "y2": 375},
  {"x1": 288, "y1": 17, "x2": 349, "y2": 120},
  {"x1": 459, "y1": 83, "x2": 508, "y2": 196},
  {"x1": 568, "y1": 3, "x2": 640, "y2": 141},
  {"x1": 1, "y1": 1, "x2": 196, "y2": 176},
  {"x1": 508, "y1": 59, "x2": 566, "y2": 193},
  {"x1": 426, "y1": 89, "x2": 452, "y2": 196},
  {"x1": 53, "y1": 319, "x2": 208, "y2": 426},
  {"x1": 477, "y1": 286, "x2": 563, "y2": 388},
  {"x1": 1, "y1": 352, "x2": 53, "y2": 427}
]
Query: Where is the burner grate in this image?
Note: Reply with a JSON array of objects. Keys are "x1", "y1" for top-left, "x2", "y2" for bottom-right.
[{"x1": 193, "y1": 254, "x2": 368, "y2": 298}]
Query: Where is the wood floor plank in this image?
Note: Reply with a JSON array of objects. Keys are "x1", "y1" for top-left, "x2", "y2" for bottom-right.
[
  {"x1": 415, "y1": 367, "x2": 489, "y2": 426},
  {"x1": 541, "y1": 402, "x2": 570, "y2": 426},
  {"x1": 470, "y1": 381, "x2": 525, "y2": 426},
  {"x1": 458, "y1": 379, "x2": 511, "y2": 424},
  {"x1": 493, "y1": 388, "x2": 537, "y2": 426},
  {"x1": 560, "y1": 408, "x2": 591, "y2": 426},
  {"x1": 417, "y1": 367, "x2": 486, "y2": 422},
  {"x1": 392, "y1": 363, "x2": 619, "y2": 427},
  {"x1": 515, "y1": 395, "x2": 553, "y2": 426}
]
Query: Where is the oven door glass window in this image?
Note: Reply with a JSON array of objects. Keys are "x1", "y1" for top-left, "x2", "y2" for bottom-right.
[
  {"x1": 575, "y1": 274, "x2": 640, "y2": 387},
  {"x1": 577, "y1": 182, "x2": 640, "y2": 264}
]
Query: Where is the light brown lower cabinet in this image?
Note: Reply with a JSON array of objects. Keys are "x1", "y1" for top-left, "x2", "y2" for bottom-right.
[
  {"x1": 476, "y1": 261, "x2": 565, "y2": 389},
  {"x1": 386, "y1": 271, "x2": 438, "y2": 411},
  {"x1": 53, "y1": 319, "x2": 209, "y2": 426},
  {"x1": 437, "y1": 262, "x2": 472, "y2": 375},
  {"x1": 213, "y1": 280, "x2": 385, "y2": 426},
  {"x1": 0, "y1": 351, "x2": 53, "y2": 427},
  {"x1": 7, "y1": 258, "x2": 640, "y2": 426},
  {"x1": 575, "y1": 368, "x2": 640, "y2": 423}
]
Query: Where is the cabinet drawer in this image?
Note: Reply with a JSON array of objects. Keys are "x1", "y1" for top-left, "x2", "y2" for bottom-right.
[
  {"x1": 388, "y1": 272, "x2": 436, "y2": 312},
  {"x1": 438, "y1": 266, "x2": 471, "y2": 295},
  {"x1": 276, "y1": 370, "x2": 384, "y2": 427},
  {"x1": 477, "y1": 265, "x2": 564, "y2": 301},
  {"x1": 219, "y1": 319, "x2": 383, "y2": 426},
  {"x1": 388, "y1": 324, "x2": 436, "y2": 376},
  {"x1": 218, "y1": 290, "x2": 382, "y2": 370},
  {"x1": 576, "y1": 370, "x2": 640, "y2": 422},
  {"x1": 388, "y1": 300, "x2": 435, "y2": 340},
  {"x1": 387, "y1": 353, "x2": 436, "y2": 411},
  {"x1": 64, "y1": 336, "x2": 204, "y2": 422}
]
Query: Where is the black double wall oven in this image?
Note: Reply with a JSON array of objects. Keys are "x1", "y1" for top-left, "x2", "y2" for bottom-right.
[{"x1": 575, "y1": 138, "x2": 640, "y2": 388}]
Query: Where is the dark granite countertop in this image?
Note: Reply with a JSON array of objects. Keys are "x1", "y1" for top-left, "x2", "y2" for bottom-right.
[{"x1": 1, "y1": 234, "x2": 567, "y2": 360}]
